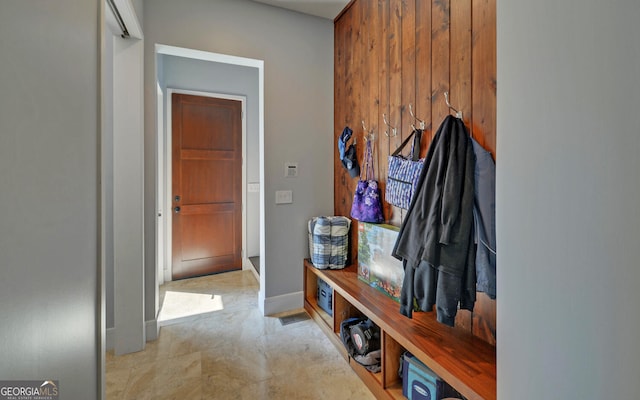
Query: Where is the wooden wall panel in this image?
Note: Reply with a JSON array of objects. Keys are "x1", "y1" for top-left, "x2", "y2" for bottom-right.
[
  {"x1": 415, "y1": 0, "x2": 432, "y2": 150},
  {"x1": 366, "y1": 1, "x2": 380, "y2": 150},
  {"x1": 401, "y1": 0, "x2": 416, "y2": 137},
  {"x1": 431, "y1": 0, "x2": 451, "y2": 126},
  {"x1": 472, "y1": 0, "x2": 497, "y2": 156},
  {"x1": 377, "y1": 0, "x2": 392, "y2": 226},
  {"x1": 333, "y1": 9, "x2": 348, "y2": 221},
  {"x1": 334, "y1": 0, "x2": 496, "y2": 344},
  {"x1": 397, "y1": 0, "x2": 415, "y2": 224},
  {"x1": 471, "y1": 0, "x2": 497, "y2": 343},
  {"x1": 385, "y1": 0, "x2": 402, "y2": 226},
  {"x1": 450, "y1": 0, "x2": 472, "y2": 126},
  {"x1": 450, "y1": 0, "x2": 473, "y2": 331}
]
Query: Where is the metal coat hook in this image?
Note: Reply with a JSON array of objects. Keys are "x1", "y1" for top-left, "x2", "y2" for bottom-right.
[
  {"x1": 444, "y1": 92, "x2": 463, "y2": 119},
  {"x1": 361, "y1": 120, "x2": 374, "y2": 142},
  {"x1": 408, "y1": 104, "x2": 426, "y2": 130},
  {"x1": 382, "y1": 113, "x2": 397, "y2": 137}
]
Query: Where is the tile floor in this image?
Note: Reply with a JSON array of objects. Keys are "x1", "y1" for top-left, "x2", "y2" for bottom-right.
[{"x1": 106, "y1": 270, "x2": 376, "y2": 400}]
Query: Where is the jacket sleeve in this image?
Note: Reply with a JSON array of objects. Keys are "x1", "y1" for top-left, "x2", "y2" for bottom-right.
[
  {"x1": 399, "y1": 259, "x2": 415, "y2": 318},
  {"x1": 439, "y1": 119, "x2": 467, "y2": 244}
]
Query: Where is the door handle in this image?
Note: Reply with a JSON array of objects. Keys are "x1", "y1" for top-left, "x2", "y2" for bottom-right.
[{"x1": 174, "y1": 206, "x2": 181, "y2": 213}]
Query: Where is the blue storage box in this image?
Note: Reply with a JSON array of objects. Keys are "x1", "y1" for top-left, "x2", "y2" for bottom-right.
[
  {"x1": 316, "y1": 278, "x2": 333, "y2": 316},
  {"x1": 402, "y1": 352, "x2": 464, "y2": 400}
]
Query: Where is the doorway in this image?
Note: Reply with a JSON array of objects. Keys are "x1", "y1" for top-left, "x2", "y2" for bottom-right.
[{"x1": 155, "y1": 44, "x2": 266, "y2": 315}]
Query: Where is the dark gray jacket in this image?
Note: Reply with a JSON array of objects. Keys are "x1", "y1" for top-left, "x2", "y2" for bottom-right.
[
  {"x1": 472, "y1": 138, "x2": 496, "y2": 299},
  {"x1": 392, "y1": 115, "x2": 476, "y2": 326}
]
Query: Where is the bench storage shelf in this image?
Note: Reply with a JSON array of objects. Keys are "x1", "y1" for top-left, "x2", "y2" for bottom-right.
[{"x1": 303, "y1": 259, "x2": 496, "y2": 400}]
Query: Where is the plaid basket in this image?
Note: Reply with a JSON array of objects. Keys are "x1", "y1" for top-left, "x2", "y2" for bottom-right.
[{"x1": 308, "y1": 216, "x2": 351, "y2": 269}]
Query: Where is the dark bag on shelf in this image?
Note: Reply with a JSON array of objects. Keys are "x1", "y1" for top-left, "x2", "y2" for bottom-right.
[
  {"x1": 350, "y1": 139, "x2": 384, "y2": 223},
  {"x1": 386, "y1": 129, "x2": 424, "y2": 209},
  {"x1": 339, "y1": 317, "x2": 381, "y2": 373}
]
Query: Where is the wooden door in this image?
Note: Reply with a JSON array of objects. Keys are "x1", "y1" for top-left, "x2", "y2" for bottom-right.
[{"x1": 172, "y1": 93, "x2": 242, "y2": 280}]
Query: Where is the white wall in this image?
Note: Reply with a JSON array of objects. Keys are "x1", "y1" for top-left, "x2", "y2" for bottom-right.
[
  {"x1": 0, "y1": 1, "x2": 100, "y2": 399},
  {"x1": 104, "y1": 0, "x2": 147, "y2": 355},
  {"x1": 497, "y1": 1, "x2": 640, "y2": 398},
  {"x1": 143, "y1": 0, "x2": 334, "y2": 314},
  {"x1": 112, "y1": 33, "x2": 146, "y2": 354}
]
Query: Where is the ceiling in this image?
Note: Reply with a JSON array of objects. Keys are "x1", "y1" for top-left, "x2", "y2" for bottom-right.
[{"x1": 251, "y1": 0, "x2": 350, "y2": 20}]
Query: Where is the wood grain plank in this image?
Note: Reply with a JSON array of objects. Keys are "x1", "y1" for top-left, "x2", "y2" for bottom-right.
[
  {"x1": 431, "y1": 0, "x2": 451, "y2": 127},
  {"x1": 366, "y1": 0, "x2": 380, "y2": 158},
  {"x1": 397, "y1": 0, "x2": 416, "y2": 223},
  {"x1": 415, "y1": 0, "x2": 433, "y2": 153},
  {"x1": 382, "y1": 332, "x2": 403, "y2": 389},
  {"x1": 334, "y1": 11, "x2": 346, "y2": 219},
  {"x1": 472, "y1": 0, "x2": 497, "y2": 157},
  {"x1": 401, "y1": 0, "x2": 416, "y2": 139},
  {"x1": 386, "y1": 0, "x2": 403, "y2": 226},
  {"x1": 450, "y1": 0, "x2": 472, "y2": 126},
  {"x1": 377, "y1": 0, "x2": 392, "y2": 227},
  {"x1": 335, "y1": 6, "x2": 355, "y2": 226},
  {"x1": 473, "y1": 293, "x2": 497, "y2": 346},
  {"x1": 354, "y1": 0, "x2": 365, "y2": 144},
  {"x1": 450, "y1": 0, "x2": 473, "y2": 332},
  {"x1": 387, "y1": 0, "x2": 402, "y2": 154},
  {"x1": 471, "y1": 0, "x2": 497, "y2": 344},
  {"x1": 388, "y1": 0, "x2": 402, "y2": 142},
  {"x1": 351, "y1": 2, "x2": 364, "y2": 264}
]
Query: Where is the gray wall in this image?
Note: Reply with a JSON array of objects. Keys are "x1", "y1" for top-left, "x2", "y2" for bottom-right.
[
  {"x1": 104, "y1": 30, "x2": 116, "y2": 332},
  {"x1": 497, "y1": 0, "x2": 640, "y2": 398},
  {"x1": 159, "y1": 54, "x2": 261, "y2": 258},
  {"x1": 105, "y1": 0, "x2": 147, "y2": 357},
  {"x1": 112, "y1": 31, "x2": 146, "y2": 354},
  {"x1": 0, "y1": 1, "x2": 99, "y2": 399},
  {"x1": 143, "y1": 0, "x2": 334, "y2": 316}
]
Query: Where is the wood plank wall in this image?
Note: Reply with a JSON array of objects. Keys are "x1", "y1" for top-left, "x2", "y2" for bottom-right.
[{"x1": 334, "y1": 0, "x2": 496, "y2": 344}]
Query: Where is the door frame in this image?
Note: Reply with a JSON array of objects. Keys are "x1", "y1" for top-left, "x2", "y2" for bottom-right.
[
  {"x1": 155, "y1": 44, "x2": 266, "y2": 317},
  {"x1": 164, "y1": 88, "x2": 247, "y2": 282}
]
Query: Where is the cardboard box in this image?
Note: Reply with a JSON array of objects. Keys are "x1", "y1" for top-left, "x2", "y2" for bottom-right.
[{"x1": 357, "y1": 222, "x2": 404, "y2": 302}]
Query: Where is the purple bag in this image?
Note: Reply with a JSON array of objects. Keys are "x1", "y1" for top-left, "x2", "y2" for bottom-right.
[{"x1": 350, "y1": 139, "x2": 384, "y2": 223}]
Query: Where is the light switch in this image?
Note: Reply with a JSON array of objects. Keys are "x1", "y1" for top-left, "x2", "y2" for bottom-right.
[{"x1": 275, "y1": 190, "x2": 293, "y2": 204}]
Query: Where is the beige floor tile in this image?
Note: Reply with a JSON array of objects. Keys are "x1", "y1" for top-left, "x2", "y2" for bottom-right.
[{"x1": 107, "y1": 270, "x2": 375, "y2": 400}]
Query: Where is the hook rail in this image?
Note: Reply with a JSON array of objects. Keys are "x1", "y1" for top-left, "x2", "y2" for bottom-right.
[
  {"x1": 382, "y1": 113, "x2": 397, "y2": 137},
  {"x1": 361, "y1": 120, "x2": 375, "y2": 142},
  {"x1": 408, "y1": 104, "x2": 426, "y2": 130},
  {"x1": 444, "y1": 92, "x2": 463, "y2": 119}
]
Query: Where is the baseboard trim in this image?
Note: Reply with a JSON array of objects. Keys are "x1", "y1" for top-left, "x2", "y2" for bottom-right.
[
  {"x1": 146, "y1": 319, "x2": 158, "y2": 341},
  {"x1": 248, "y1": 262, "x2": 259, "y2": 282},
  {"x1": 261, "y1": 291, "x2": 303, "y2": 316},
  {"x1": 105, "y1": 319, "x2": 158, "y2": 352}
]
